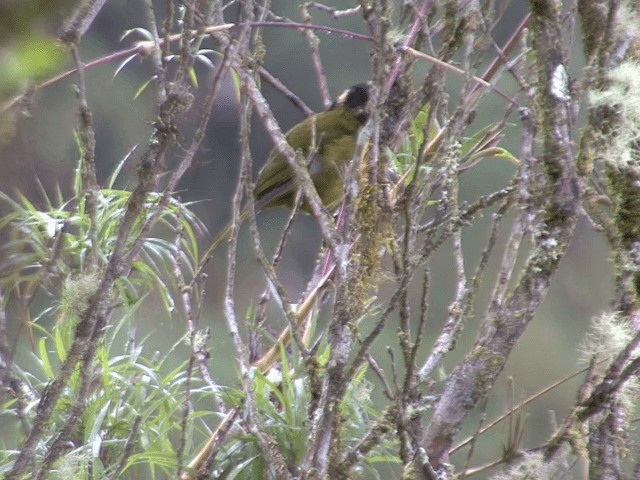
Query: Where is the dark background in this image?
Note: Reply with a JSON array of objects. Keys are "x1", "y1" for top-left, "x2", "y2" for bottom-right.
[{"x1": 0, "y1": 1, "x2": 611, "y2": 476}]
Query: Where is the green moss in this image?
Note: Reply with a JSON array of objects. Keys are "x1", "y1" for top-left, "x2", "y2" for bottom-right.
[
  {"x1": 529, "y1": 0, "x2": 554, "y2": 19},
  {"x1": 577, "y1": 0, "x2": 607, "y2": 59},
  {"x1": 338, "y1": 157, "x2": 391, "y2": 330},
  {"x1": 610, "y1": 169, "x2": 640, "y2": 245},
  {"x1": 61, "y1": 270, "x2": 102, "y2": 320}
]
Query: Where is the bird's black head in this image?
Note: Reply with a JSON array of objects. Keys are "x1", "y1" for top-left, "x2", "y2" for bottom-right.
[{"x1": 331, "y1": 83, "x2": 371, "y2": 124}]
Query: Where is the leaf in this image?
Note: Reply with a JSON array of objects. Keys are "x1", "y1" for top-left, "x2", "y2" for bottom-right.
[
  {"x1": 230, "y1": 68, "x2": 241, "y2": 102},
  {"x1": 87, "y1": 400, "x2": 111, "y2": 448},
  {"x1": 134, "y1": 76, "x2": 157, "y2": 100},
  {"x1": 120, "y1": 27, "x2": 154, "y2": 43},
  {"x1": 460, "y1": 122, "x2": 502, "y2": 156},
  {"x1": 38, "y1": 337, "x2": 54, "y2": 379},
  {"x1": 195, "y1": 50, "x2": 216, "y2": 70},
  {"x1": 114, "y1": 54, "x2": 138, "y2": 78},
  {"x1": 54, "y1": 324, "x2": 68, "y2": 363},
  {"x1": 460, "y1": 146, "x2": 520, "y2": 171},
  {"x1": 188, "y1": 67, "x2": 198, "y2": 88},
  {"x1": 107, "y1": 145, "x2": 137, "y2": 189}
]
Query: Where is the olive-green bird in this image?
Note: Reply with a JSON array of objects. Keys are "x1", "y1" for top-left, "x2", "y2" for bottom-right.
[{"x1": 204, "y1": 83, "x2": 370, "y2": 257}]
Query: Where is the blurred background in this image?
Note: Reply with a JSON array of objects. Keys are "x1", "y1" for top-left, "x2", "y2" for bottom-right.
[{"x1": 0, "y1": 0, "x2": 613, "y2": 476}]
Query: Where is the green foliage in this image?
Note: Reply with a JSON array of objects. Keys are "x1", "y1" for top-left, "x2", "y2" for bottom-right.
[
  {"x1": 0, "y1": 307, "x2": 209, "y2": 479},
  {"x1": 390, "y1": 105, "x2": 439, "y2": 181},
  {"x1": 117, "y1": 26, "x2": 223, "y2": 98},
  {"x1": 0, "y1": 152, "x2": 397, "y2": 478},
  {"x1": 0, "y1": 34, "x2": 65, "y2": 98},
  {"x1": 0, "y1": 156, "x2": 209, "y2": 478},
  {"x1": 208, "y1": 348, "x2": 396, "y2": 479},
  {"x1": 0, "y1": 155, "x2": 206, "y2": 318},
  {"x1": 458, "y1": 122, "x2": 519, "y2": 171},
  {"x1": 390, "y1": 106, "x2": 518, "y2": 186}
]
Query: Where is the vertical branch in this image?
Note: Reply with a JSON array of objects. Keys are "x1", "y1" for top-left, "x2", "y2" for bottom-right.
[
  {"x1": 302, "y1": 2, "x2": 395, "y2": 477},
  {"x1": 300, "y1": 3, "x2": 330, "y2": 108},
  {"x1": 222, "y1": 76, "x2": 253, "y2": 379},
  {"x1": 59, "y1": 0, "x2": 109, "y2": 44},
  {"x1": 421, "y1": 0, "x2": 582, "y2": 473},
  {"x1": 172, "y1": 220, "x2": 200, "y2": 477},
  {"x1": 27, "y1": 40, "x2": 103, "y2": 477},
  {"x1": 34, "y1": 334, "x2": 98, "y2": 479},
  {"x1": 0, "y1": 288, "x2": 31, "y2": 434},
  {"x1": 7, "y1": 1, "x2": 198, "y2": 477},
  {"x1": 70, "y1": 45, "x2": 100, "y2": 269},
  {"x1": 141, "y1": 0, "x2": 168, "y2": 103}
]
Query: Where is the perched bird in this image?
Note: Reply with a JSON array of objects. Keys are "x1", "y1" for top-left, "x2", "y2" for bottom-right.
[{"x1": 205, "y1": 83, "x2": 370, "y2": 256}]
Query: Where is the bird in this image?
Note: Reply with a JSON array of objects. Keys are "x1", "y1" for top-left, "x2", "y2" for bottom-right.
[{"x1": 203, "y1": 82, "x2": 371, "y2": 258}]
